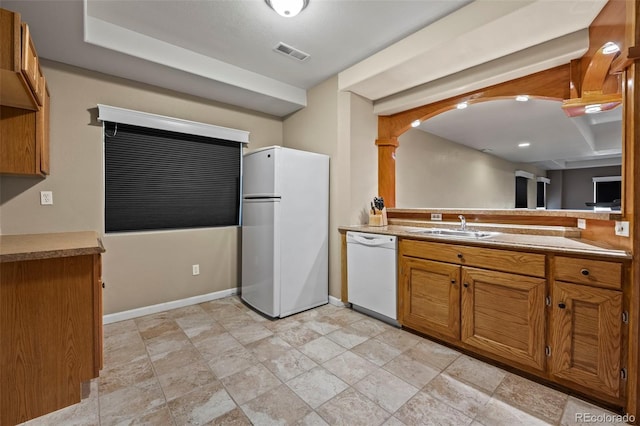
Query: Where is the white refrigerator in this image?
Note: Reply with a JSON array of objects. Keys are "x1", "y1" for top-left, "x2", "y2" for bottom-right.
[{"x1": 241, "y1": 146, "x2": 329, "y2": 318}]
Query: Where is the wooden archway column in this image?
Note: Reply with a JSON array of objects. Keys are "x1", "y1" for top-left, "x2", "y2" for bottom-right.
[
  {"x1": 375, "y1": 136, "x2": 398, "y2": 208},
  {"x1": 376, "y1": 64, "x2": 571, "y2": 207}
]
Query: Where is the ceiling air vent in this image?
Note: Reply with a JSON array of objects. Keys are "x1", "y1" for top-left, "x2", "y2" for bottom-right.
[{"x1": 273, "y1": 42, "x2": 310, "y2": 62}]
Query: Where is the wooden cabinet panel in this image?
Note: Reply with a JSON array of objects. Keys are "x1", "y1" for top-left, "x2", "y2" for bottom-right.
[
  {"x1": 20, "y1": 23, "x2": 43, "y2": 106},
  {"x1": 36, "y1": 85, "x2": 49, "y2": 175},
  {"x1": 400, "y1": 239, "x2": 545, "y2": 277},
  {"x1": 554, "y1": 256, "x2": 622, "y2": 290},
  {"x1": 460, "y1": 267, "x2": 546, "y2": 370},
  {"x1": 0, "y1": 254, "x2": 102, "y2": 425},
  {"x1": 1, "y1": 8, "x2": 50, "y2": 177},
  {"x1": 550, "y1": 281, "x2": 622, "y2": 398},
  {"x1": 0, "y1": 9, "x2": 39, "y2": 110},
  {"x1": 0, "y1": 105, "x2": 38, "y2": 175},
  {"x1": 399, "y1": 256, "x2": 460, "y2": 340}
]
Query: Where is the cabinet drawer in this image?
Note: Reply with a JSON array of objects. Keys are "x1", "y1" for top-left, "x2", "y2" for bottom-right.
[
  {"x1": 400, "y1": 239, "x2": 545, "y2": 278},
  {"x1": 554, "y1": 256, "x2": 622, "y2": 290}
]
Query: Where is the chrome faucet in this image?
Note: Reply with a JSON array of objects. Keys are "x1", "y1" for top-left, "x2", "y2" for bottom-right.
[{"x1": 458, "y1": 215, "x2": 467, "y2": 231}]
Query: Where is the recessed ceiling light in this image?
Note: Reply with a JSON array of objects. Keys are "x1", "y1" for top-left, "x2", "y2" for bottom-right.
[
  {"x1": 515, "y1": 95, "x2": 529, "y2": 102},
  {"x1": 480, "y1": 148, "x2": 493, "y2": 153},
  {"x1": 602, "y1": 42, "x2": 620, "y2": 55},
  {"x1": 518, "y1": 142, "x2": 530, "y2": 148},
  {"x1": 411, "y1": 119, "x2": 421, "y2": 128},
  {"x1": 456, "y1": 102, "x2": 468, "y2": 110},
  {"x1": 585, "y1": 104, "x2": 602, "y2": 114}
]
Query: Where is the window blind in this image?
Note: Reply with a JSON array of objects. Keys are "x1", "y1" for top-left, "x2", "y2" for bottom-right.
[{"x1": 104, "y1": 122, "x2": 241, "y2": 232}]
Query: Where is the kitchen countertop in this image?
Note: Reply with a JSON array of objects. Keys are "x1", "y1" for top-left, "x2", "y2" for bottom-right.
[
  {"x1": 388, "y1": 208, "x2": 622, "y2": 220},
  {"x1": 339, "y1": 225, "x2": 631, "y2": 260},
  {"x1": 0, "y1": 231, "x2": 105, "y2": 263}
]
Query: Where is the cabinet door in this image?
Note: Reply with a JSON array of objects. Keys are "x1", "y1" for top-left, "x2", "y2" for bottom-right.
[
  {"x1": 36, "y1": 85, "x2": 49, "y2": 174},
  {"x1": 399, "y1": 256, "x2": 460, "y2": 340},
  {"x1": 20, "y1": 23, "x2": 43, "y2": 105},
  {"x1": 550, "y1": 281, "x2": 622, "y2": 398},
  {"x1": 461, "y1": 267, "x2": 546, "y2": 371},
  {"x1": 0, "y1": 105, "x2": 37, "y2": 175}
]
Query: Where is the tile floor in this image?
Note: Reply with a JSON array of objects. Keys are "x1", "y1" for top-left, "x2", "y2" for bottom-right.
[{"x1": 23, "y1": 296, "x2": 629, "y2": 425}]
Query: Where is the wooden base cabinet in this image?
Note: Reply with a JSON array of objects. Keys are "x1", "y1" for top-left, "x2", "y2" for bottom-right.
[
  {"x1": 398, "y1": 238, "x2": 628, "y2": 408},
  {"x1": 550, "y1": 281, "x2": 623, "y2": 399},
  {"x1": 400, "y1": 257, "x2": 460, "y2": 340},
  {"x1": 0, "y1": 254, "x2": 103, "y2": 425},
  {"x1": 461, "y1": 267, "x2": 546, "y2": 371}
]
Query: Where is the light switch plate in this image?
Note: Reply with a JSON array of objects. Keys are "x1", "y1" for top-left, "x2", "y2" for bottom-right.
[
  {"x1": 431, "y1": 213, "x2": 442, "y2": 221},
  {"x1": 192, "y1": 264, "x2": 200, "y2": 275},
  {"x1": 577, "y1": 219, "x2": 586, "y2": 229},
  {"x1": 40, "y1": 191, "x2": 53, "y2": 205},
  {"x1": 615, "y1": 221, "x2": 629, "y2": 237}
]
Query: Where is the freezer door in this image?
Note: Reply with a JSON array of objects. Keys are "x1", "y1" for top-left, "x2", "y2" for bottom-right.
[
  {"x1": 241, "y1": 199, "x2": 281, "y2": 317},
  {"x1": 243, "y1": 147, "x2": 280, "y2": 197}
]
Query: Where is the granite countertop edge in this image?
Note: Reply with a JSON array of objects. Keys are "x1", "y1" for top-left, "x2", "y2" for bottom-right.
[
  {"x1": 339, "y1": 225, "x2": 631, "y2": 260},
  {"x1": 0, "y1": 231, "x2": 106, "y2": 263}
]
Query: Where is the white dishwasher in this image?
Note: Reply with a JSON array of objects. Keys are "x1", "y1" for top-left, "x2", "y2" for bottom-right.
[{"x1": 346, "y1": 231, "x2": 398, "y2": 325}]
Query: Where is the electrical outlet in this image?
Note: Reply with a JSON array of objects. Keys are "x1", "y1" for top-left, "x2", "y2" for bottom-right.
[
  {"x1": 192, "y1": 264, "x2": 200, "y2": 276},
  {"x1": 431, "y1": 213, "x2": 442, "y2": 221},
  {"x1": 615, "y1": 221, "x2": 629, "y2": 237},
  {"x1": 577, "y1": 219, "x2": 586, "y2": 229},
  {"x1": 40, "y1": 191, "x2": 53, "y2": 205}
]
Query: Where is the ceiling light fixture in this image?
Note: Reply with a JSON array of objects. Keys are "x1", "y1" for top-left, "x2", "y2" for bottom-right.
[
  {"x1": 602, "y1": 42, "x2": 620, "y2": 55},
  {"x1": 585, "y1": 104, "x2": 602, "y2": 114},
  {"x1": 265, "y1": 0, "x2": 309, "y2": 17},
  {"x1": 411, "y1": 119, "x2": 421, "y2": 128},
  {"x1": 518, "y1": 142, "x2": 530, "y2": 148},
  {"x1": 515, "y1": 95, "x2": 529, "y2": 102},
  {"x1": 456, "y1": 102, "x2": 468, "y2": 110}
]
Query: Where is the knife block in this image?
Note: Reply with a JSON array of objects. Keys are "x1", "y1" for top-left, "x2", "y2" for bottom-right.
[{"x1": 369, "y1": 208, "x2": 388, "y2": 227}]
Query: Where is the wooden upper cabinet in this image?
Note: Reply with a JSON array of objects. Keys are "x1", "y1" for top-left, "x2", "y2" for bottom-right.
[
  {"x1": 0, "y1": 9, "x2": 43, "y2": 110},
  {"x1": 0, "y1": 88, "x2": 49, "y2": 176},
  {"x1": 550, "y1": 281, "x2": 622, "y2": 398},
  {"x1": 0, "y1": 8, "x2": 50, "y2": 177},
  {"x1": 399, "y1": 256, "x2": 460, "y2": 340},
  {"x1": 460, "y1": 267, "x2": 546, "y2": 371}
]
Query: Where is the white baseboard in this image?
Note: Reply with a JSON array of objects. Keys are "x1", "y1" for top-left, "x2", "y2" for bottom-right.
[
  {"x1": 328, "y1": 295, "x2": 349, "y2": 307},
  {"x1": 103, "y1": 288, "x2": 239, "y2": 324}
]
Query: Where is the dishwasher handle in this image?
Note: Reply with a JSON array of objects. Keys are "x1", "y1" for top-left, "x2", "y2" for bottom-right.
[{"x1": 347, "y1": 232, "x2": 395, "y2": 247}]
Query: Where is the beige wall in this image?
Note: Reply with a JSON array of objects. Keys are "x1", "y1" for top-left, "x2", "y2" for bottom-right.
[
  {"x1": 283, "y1": 76, "x2": 378, "y2": 299},
  {"x1": 396, "y1": 129, "x2": 542, "y2": 209},
  {"x1": 0, "y1": 60, "x2": 283, "y2": 314},
  {"x1": 283, "y1": 77, "x2": 343, "y2": 298}
]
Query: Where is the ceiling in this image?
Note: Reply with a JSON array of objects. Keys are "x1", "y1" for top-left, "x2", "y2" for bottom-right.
[
  {"x1": 418, "y1": 99, "x2": 622, "y2": 171},
  {"x1": 3, "y1": 0, "x2": 615, "y2": 169},
  {"x1": 2, "y1": 0, "x2": 471, "y2": 116}
]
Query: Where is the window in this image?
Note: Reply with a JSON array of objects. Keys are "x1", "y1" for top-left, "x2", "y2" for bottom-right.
[
  {"x1": 592, "y1": 176, "x2": 621, "y2": 210},
  {"x1": 98, "y1": 105, "x2": 248, "y2": 233}
]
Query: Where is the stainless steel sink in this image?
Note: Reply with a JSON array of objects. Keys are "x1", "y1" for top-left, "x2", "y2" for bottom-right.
[{"x1": 408, "y1": 228, "x2": 499, "y2": 239}]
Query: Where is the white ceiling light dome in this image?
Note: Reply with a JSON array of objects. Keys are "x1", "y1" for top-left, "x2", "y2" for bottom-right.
[{"x1": 265, "y1": 0, "x2": 309, "y2": 18}]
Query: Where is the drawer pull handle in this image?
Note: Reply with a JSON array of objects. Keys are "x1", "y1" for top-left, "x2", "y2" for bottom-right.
[
  {"x1": 580, "y1": 269, "x2": 590, "y2": 276},
  {"x1": 457, "y1": 253, "x2": 463, "y2": 259},
  {"x1": 450, "y1": 279, "x2": 456, "y2": 284},
  {"x1": 558, "y1": 302, "x2": 566, "y2": 309},
  {"x1": 463, "y1": 283, "x2": 469, "y2": 288}
]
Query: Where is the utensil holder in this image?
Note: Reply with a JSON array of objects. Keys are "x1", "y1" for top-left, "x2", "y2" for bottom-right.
[{"x1": 369, "y1": 208, "x2": 388, "y2": 227}]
